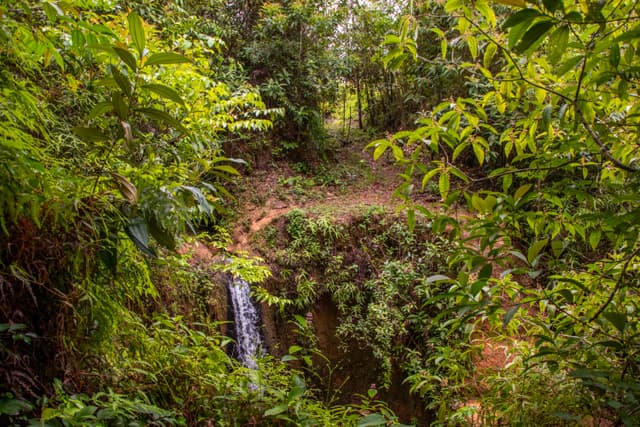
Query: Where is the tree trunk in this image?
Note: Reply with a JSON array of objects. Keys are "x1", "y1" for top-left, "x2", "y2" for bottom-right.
[{"x1": 355, "y1": 71, "x2": 363, "y2": 130}]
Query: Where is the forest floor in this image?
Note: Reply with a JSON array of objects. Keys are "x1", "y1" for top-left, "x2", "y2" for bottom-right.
[{"x1": 227, "y1": 139, "x2": 406, "y2": 253}]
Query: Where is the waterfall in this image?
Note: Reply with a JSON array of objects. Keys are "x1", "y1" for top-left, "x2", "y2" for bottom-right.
[{"x1": 228, "y1": 277, "x2": 263, "y2": 369}]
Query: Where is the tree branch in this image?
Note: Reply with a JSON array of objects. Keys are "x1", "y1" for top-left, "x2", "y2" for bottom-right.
[
  {"x1": 463, "y1": 15, "x2": 639, "y2": 173},
  {"x1": 588, "y1": 247, "x2": 640, "y2": 323},
  {"x1": 574, "y1": 108, "x2": 639, "y2": 173}
]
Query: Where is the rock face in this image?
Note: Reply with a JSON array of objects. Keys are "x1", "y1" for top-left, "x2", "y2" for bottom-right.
[
  {"x1": 209, "y1": 270, "x2": 230, "y2": 328},
  {"x1": 261, "y1": 293, "x2": 430, "y2": 425}
]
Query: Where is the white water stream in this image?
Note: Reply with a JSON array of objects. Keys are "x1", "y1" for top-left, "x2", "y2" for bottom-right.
[{"x1": 228, "y1": 277, "x2": 263, "y2": 369}]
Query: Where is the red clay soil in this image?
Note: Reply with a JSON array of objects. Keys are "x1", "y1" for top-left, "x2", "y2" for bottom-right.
[{"x1": 227, "y1": 147, "x2": 406, "y2": 253}]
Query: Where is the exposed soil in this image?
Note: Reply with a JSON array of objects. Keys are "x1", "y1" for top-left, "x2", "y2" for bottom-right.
[{"x1": 227, "y1": 143, "x2": 406, "y2": 254}]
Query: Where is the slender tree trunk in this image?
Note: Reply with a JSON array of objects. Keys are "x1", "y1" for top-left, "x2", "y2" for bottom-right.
[
  {"x1": 366, "y1": 83, "x2": 375, "y2": 128},
  {"x1": 342, "y1": 84, "x2": 347, "y2": 137},
  {"x1": 346, "y1": 103, "x2": 352, "y2": 144},
  {"x1": 355, "y1": 71, "x2": 363, "y2": 130}
]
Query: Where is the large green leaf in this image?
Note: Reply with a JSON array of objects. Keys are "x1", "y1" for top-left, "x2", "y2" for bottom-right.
[
  {"x1": 542, "y1": 0, "x2": 561, "y2": 13},
  {"x1": 503, "y1": 305, "x2": 520, "y2": 327},
  {"x1": 125, "y1": 217, "x2": 156, "y2": 257},
  {"x1": 42, "y1": 2, "x2": 64, "y2": 23},
  {"x1": 287, "y1": 374, "x2": 306, "y2": 401},
  {"x1": 73, "y1": 126, "x2": 108, "y2": 142},
  {"x1": 438, "y1": 171, "x2": 450, "y2": 199},
  {"x1": 609, "y1": 43, "x2": 620, "y2": 69},
  {"x1": 357, "y1": 414, "x2": 387, "y2": 427},
  {"x1": 88, "y1": 101, "x2": 114, "y2": 120},
  {"x1": 527, "y1": 239, "x2": 548, "y2": 264},
  {"x1": 113, "y1": 46, "x2": 138, "y2": 71},
  {"x1": 211, "y1": 164, "x2": 240, "y2": 176},
  {"x1": 112, "y1": 92, "x2": 129, "y2": 119},
  {"x1": 0, "y1": 398, "x2": 33, "y2": 416},
  {"x1": 110, "y1": 65, "x2": 132, "y2": 96},
  {"x1": 143, "y1": 52, "x2": 190, "y2": 67},
  {"x1": 136, "y1": 107, "x2": 186, "y2": 133},
  {"x1": 142, "y1": 83, "x2": 185, "y2": 105},
  {"x1": 180, "y1": 185, "x2": 212, "y2": 215},
  {"x1": 502, "y1": 8, "x2": 541, "y2": 29},
  {"x1": 548, "y1": 25, "x2": 569, "y2": 65},
  {"x1": 514, "y1": 20, "x2": 555, "y2": 54},
  {"x1": 147, "y1": 214, "x2": 177, "y2": 251},
  {"x1": 264, "y1": 404, "x2": 288, "y2": 417},
  {"x1": 602, "y1": 311, "x2": 627, "y2": 333},
  {"x1": 127, "y1": 12, "x2": 145, "y2": 57}
]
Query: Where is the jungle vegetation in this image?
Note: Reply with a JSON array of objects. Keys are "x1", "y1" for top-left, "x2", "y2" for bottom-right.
[{"x1": 1, "y1": 0, "x2": 639, "y2": 426}]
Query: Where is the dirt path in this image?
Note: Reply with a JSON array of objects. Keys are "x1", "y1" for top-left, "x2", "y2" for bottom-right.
[{"x1": 227, "y1": 145, "x2": 406, "y2": 253}]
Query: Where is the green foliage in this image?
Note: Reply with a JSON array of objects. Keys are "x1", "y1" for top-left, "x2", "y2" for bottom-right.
[
  {"x1": 371, "y1": 0, "x2": 640, "y2": 423},
  {"x1": 236, "y1": 0, "x2": 342, "y2": 159},
  {"x1": 260, "y1": 208, "x2": 464, "y2": 403},
  {"x1": 0, "y1": 2, "x2": 328, "y2": 425},
  {"x1": 336, "y1": 1, "x2": 469, "y2": 134},
  {"x1": 17, "y1": 0, "x2": 640, "y2": 424},
  {"x1": 39, "y1": 380, "x2": 184, "y2": 427}
]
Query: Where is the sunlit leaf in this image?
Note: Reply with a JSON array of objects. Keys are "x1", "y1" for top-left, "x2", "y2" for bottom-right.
[
  {"x1": 472, "y1": 142, "x2": 485, "y2": 165},
  {"x1": 43, "y1": 2, "x2": 64, "y2": 23},
  {"x1": 127, "y1": 12, "x2": 145, "y2": 57},
  {"x1": 143, "y1": 52, "x2": 190, "y2": 67},
  {"x1": 439, "y1": 172, "x2": 450, "y2": 199},
  {"x1": 113, "y1": 46, "x2": 138, "y2": 71},
  {"x1": 492, "y1": 0, "x2": 526, "y2": 7},
  {"x1": 527, "y1": 239, "x2": 548, "y2": 264},
  {"x1": 421, "y1": 168, "x2": 440, "y2": 190},
  {"x1": 589, "y1": 230, "x2": 601, "y2": 250},
  {"x1": 548, "y1": 26, "x2": 569, "y2": 65},
  {"x1": 514, "y1": 184, "x2": 532, "y2": 202},
  {"x1": 484, "y1": 43, "x2": 497, "y2": 69},
  {"x1": 142, "y1": 83, "x2": 185, "y2": 105},
  {"x1": 211, "y1": 164, "x2": 241, "y2": 175}
]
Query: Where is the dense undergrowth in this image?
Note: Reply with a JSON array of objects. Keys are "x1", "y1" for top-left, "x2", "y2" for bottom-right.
[
  {"x1": 0, "y1": 1, "x2": 405, "y2": 426},
  {"x1": 3, "y1": 0, "x2": 640, "y2": 426},
  {"x1": 255, "y1": 207, "x2": 634, "y2": 425},
  {"x1": 255, "y1": 209, "x2": 459, "y2": 419}
]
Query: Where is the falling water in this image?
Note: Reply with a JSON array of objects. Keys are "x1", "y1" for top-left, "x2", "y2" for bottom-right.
[{"x1": 228, "y1": 277, "x2": 263, "y2": 369}]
